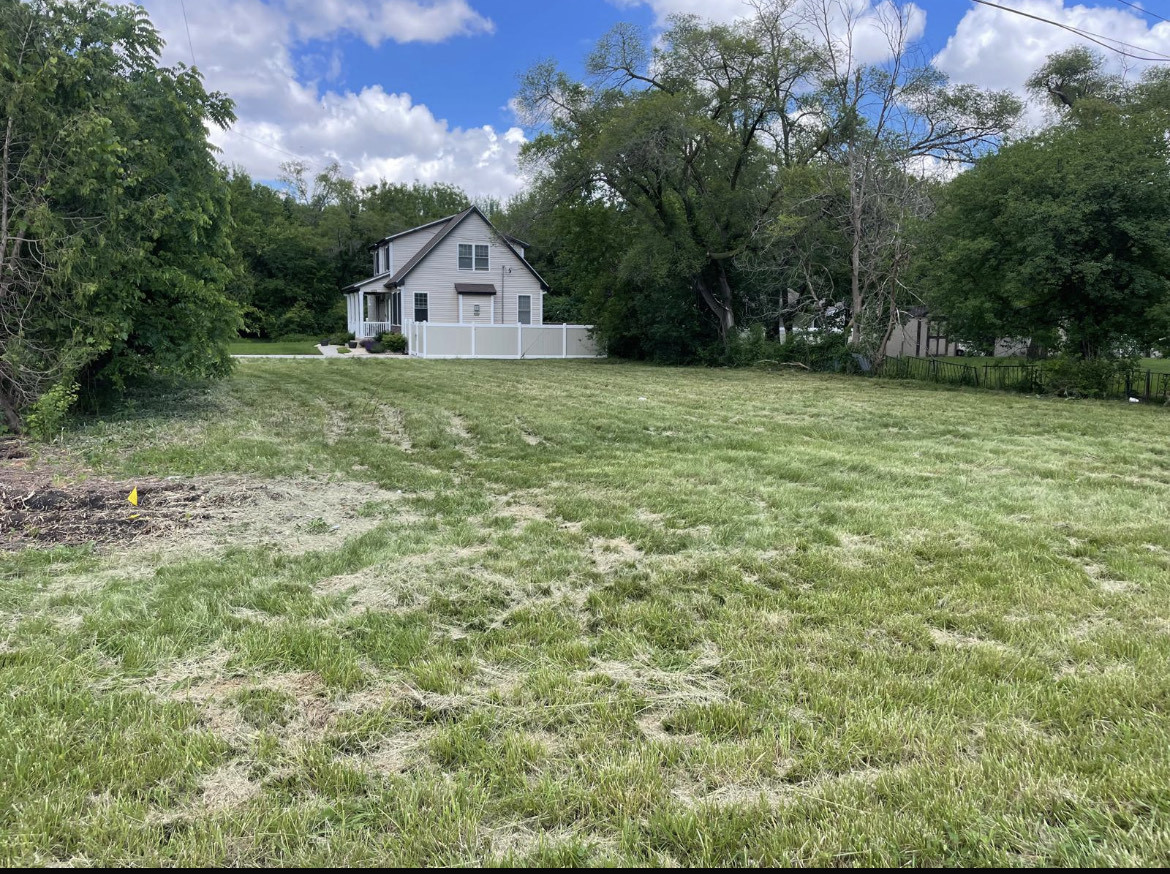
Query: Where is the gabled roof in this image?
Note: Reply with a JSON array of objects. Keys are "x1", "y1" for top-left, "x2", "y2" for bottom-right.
[
  {"x1": 381, "y1": 205, "x2": 549, "y2": 291},
  {"x1": 367, "y1": 215, "x2": 456, "y2": 251},
  {"x1": 341, "y1": 269, "x2": 395, "y2": 293}
]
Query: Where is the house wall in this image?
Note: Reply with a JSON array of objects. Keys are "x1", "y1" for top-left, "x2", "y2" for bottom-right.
[
  {"x1": 402, "y1": 211, "x2": 544, "y2": 325},
  {"x1": 884, "y1": 316, "x2": 958, "y2": 358}
]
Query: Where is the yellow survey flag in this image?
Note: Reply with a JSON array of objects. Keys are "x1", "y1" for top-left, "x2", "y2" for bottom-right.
[{"x1": 128, "y1": 487, "x2": 138, "y2": 506}]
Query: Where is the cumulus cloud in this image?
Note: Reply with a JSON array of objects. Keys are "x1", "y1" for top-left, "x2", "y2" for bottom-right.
[
  {"x1": 135, "y1": 0, "x2": 526, "y2": 198},
  {"x1": 933, "y1": 0, "x2": 1170, "y2": 123}
]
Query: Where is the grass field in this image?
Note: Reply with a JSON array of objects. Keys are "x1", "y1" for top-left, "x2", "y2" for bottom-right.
[
  {"x1": 3, "y1": 360, "x2": 1169, "y2": 865},
  {"x1": 227, "y1": 339, "x2": 322, "y2": 356}
]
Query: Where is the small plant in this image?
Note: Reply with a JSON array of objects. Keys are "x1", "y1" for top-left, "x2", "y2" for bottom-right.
[
  {"x1": 367, "y1": 341, "x2": 386, "y2": 354},
  {"x1": 337, "y1": 346, "x2": 351, "y2": 355}
]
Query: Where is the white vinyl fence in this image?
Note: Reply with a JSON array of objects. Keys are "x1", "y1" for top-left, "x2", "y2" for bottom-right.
[{"x1": 406, "y1": 322, "x2": 603, "y2": 359}]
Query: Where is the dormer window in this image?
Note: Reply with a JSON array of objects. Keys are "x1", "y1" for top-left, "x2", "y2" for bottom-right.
[{"x1": 458, "y1": 243, "x2": 489, "y2": 271}]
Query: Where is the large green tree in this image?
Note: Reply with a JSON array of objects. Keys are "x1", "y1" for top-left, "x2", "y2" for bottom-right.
[
  {"x1": 927, "y1": 59, "x2": 1170, "y2": 359},
  {"x1": 517, "y1": 3, "x2": 826, "y2": 351},
  {"x1": 0, "y1": 0, "x2": 240, "y2": 431}
]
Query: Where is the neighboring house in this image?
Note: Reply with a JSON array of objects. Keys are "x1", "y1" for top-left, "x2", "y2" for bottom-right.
[
  {"x1": 884, "y1": 306, "x2": 959, "y2": 358},
  {"x1": 342, "y1": 206, "x2": 601, "y2": 359}
]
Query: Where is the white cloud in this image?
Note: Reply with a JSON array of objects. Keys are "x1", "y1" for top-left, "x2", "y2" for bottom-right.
[
  {"x1": 281, "y1": 0, "x2": 494, "y2": 45},
  {"x1": 614, "y1": 0, "x2": 927, "y2": 64},
  {"x1": 933, "y1": 0, "x2": 1170, "y2": 124},
  {"x1": 135, "y1": 0, "x2": 525, "y2": 198}
]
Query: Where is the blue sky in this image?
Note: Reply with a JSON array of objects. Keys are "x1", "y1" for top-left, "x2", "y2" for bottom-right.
[{"x1": 138, "y1": 1, "x2": 1170, "y2": 197}]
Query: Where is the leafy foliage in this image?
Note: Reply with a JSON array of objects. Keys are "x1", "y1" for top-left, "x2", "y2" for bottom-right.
[
  {"x1": 927, "y1": 88, "x2": 1170, "y2": 358},
  {"x1": 0, "y1": 0, "x2": 240, "y2": 431}
]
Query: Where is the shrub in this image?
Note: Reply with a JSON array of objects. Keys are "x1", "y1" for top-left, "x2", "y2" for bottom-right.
[
  {"x1": 381, "y1": 332, "x2": 408, "y2": 354},
  {"x1": 274, "y1": 302, "x2": 318, "y2": 338},
  {"x1": 24, "y1": 381, "x2": 79, "y2": 442},
  {"x1": 367, "y1": 341, "x2": 386, "y2": 354},
  {"x1": 1041, "y1": 355, "x2": 1137, "y2": 398}
]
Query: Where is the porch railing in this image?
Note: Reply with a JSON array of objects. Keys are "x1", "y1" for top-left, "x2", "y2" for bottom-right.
[{"x1": 360, "y1": 321, "x2": 398, "y2": 338}]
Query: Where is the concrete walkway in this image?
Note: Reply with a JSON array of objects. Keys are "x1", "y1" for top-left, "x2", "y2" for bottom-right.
[{"x1": 232, "y1": 344, "x2": 409, "y2": 360}]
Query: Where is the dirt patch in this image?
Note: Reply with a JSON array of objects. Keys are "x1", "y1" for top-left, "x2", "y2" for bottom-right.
[
  {"x1": 1, "y1": 465, "x2": 407, "y2": 552},
  {"x1": 589, "y1": 537, "x2": 643, "y2": 573}
]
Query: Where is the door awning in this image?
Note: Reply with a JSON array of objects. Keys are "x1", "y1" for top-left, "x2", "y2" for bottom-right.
[{"x1": 454, "y1": 283, "x2": 497, "y2": 295}]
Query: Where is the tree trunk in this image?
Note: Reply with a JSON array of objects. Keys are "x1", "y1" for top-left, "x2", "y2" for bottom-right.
[
  {"x1": 848, "y1": 208, "x2": 863, "y2": 348},
  {"x1": 695, "y1": 266, "x2": 735, "y2": 340},
  {"x1": 0, "y1": 385, "x2": 22, "y2": 433}
]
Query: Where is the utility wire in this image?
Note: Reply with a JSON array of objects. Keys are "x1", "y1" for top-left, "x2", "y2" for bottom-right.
[
  {"x1": 1112, "y1": 1, "x2": 1170, "y2": 26},
  {"x1": 970, "y1": 0, "x2": 1170, "y2": 62},
  {"x1": 176, "y1": 0, "x2": 313, "y2": 167},
  {"x1": 178, "y1": 0, "x2": 196, "y2": 67}
]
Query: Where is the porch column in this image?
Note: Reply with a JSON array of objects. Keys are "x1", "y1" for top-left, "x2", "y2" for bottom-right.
[{"x1": 359, "y1": 290, "x2": 366, "y2": 337}]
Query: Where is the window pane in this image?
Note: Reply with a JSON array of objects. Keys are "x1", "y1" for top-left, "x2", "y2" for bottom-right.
[
  {"x1": 414, "y1": 293, "x2": 428, "y2": 322},
  {"x1": 518, "y1": 295, "x2": 531, "y2": 325},
  {"x1": 458, "y1": 244, "x2": 473, "y2": 269},
  {"x1": 474, "y1": 244, "x2": 489, "y2": 270}
]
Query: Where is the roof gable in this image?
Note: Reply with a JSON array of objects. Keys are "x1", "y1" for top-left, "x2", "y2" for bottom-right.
[{"x1": 382, "y1": 206, "x2": 549, "y2": 291}]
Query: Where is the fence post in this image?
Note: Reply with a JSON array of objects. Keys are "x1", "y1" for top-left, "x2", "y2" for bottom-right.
[
  {"x1": 517, "y1": 324, "x2": 522, "y2": 358},
  {"x1": 471, "y1": 323, "x2": 476, "y2": 358},
  {"x1": 423, "y1": 322, "x2": 428, "y2": 358},
  {"x1": 563, "y1": 323, "x2": 568, "y2": 358}
]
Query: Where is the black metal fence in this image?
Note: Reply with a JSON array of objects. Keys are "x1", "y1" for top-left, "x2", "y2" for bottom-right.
[{"x1": 877, "y1": 356, "x2": 1170, "y2": 403}]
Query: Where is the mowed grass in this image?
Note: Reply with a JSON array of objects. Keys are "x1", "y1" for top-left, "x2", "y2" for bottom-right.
[
  {"x1": 227, "y1": 338, "x2": 321, "y2": 356},
  {"x1": 3, "y1": 359, "x2": 1170, "y2": 865}
]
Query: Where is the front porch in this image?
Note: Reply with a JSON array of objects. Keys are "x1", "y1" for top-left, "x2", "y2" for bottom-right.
[{"x1": 344, "y1": 288, "x2": 402, "y2": 339}]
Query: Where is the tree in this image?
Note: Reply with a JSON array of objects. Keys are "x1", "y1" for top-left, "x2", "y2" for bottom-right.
[
  {"x1": 1, "y1": 0, "x2": 240, "y2": 431},
  {"x1": 803, "y1": 0, "x2": 1019, "y2": 355},
  {"x1": 517, "y1": 3, "x2": 826, "y2": 349},
  {"x1": 927, "y1": 103, "x2": 1170, "y2": 358}
]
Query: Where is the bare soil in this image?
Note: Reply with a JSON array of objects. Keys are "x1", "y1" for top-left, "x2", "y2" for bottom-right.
[{"x1": 1, "y1": 443, "x2": 405, "y2": 552}]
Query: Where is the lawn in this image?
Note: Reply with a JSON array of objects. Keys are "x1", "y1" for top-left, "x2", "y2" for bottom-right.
[
  {"x1": 2, "y1": 359, "x2": 1169, "y2": 865},
  {"x1": 227, "y1": 338, "x2": 322, "y2": 356}
]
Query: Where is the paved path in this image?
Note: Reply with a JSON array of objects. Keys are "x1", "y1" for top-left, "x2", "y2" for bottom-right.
[{"x1": 232, "y1": 345, "x2": 408, "y2": 360}]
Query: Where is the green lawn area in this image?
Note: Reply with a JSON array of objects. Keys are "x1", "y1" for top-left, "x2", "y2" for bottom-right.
[
  {"x1": 3, "y1": 360, "x2": 1169, "y2": 865},
  {"x1": 227, "y1": 338, "x2": 322, "y2": 356}
]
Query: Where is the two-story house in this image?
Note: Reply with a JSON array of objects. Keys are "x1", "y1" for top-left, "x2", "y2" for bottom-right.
[{"x1": 343, "y1": 206, "x2": 548, "y2": 339}]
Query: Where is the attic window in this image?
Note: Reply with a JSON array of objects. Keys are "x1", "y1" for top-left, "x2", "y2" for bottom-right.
[
  {"x1": 474, "y1": 244, "x2": 489, "y2": 271},
  {"x1": 458, "y1": 244, "x2": 473, "y2": 270}
]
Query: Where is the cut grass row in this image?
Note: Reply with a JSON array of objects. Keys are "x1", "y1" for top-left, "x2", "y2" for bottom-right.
[
  {"x1": 2, "y1": 359, "x2": 1168, "y2": 865},
  {"x1": 227, "y1": 339, "x2": 321, "y2": 356}
]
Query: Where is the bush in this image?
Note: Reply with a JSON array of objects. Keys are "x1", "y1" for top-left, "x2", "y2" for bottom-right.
[
  {"x1": 702, "y1": 325, "x2": 853, "y2": 372},
  {"x1": 380, "y1": 332, "x2": 408, "y2": 354},
  {"x1": 274, "y1": 302, "x2": 318, "y2": 338},
  {"x1": 24, "y1": 381, "x2": 79, "y2": 442},
  {"x1": 1041, "y1": 355, "x2": 1137, "y2": 398},
  {"x1": 367, "y1": 341, "x2": 386, "y2": 354}
]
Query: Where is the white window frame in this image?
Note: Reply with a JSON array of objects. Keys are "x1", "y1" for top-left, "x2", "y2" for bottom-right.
[
  {"x1": 458, "y1": 243, "x2": 473, "y2": 270},
  {"x1": 413, "y1": 292, "x2": 428, "y2": 323},
  {"x1": 517, "y1": 294, "x2": 532, "y2": 325},
  {"x1": 474, "y1": 244, "x2": 489, "y2": 271}
]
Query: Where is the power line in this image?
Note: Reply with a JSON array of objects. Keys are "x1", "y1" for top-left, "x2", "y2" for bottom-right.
[
  {"x1": 1112, "y1": 1, "x2": 1170, "y2": 26},
  {"x1": 970, "y1": 0, "x2": 1170, "y2": 62},
  {"x1": 175, "y1": 1, "x2": 314, "y2": 169},
  {"x1": 178, "y1": 0, "x2": 196, "y2": 67}
]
